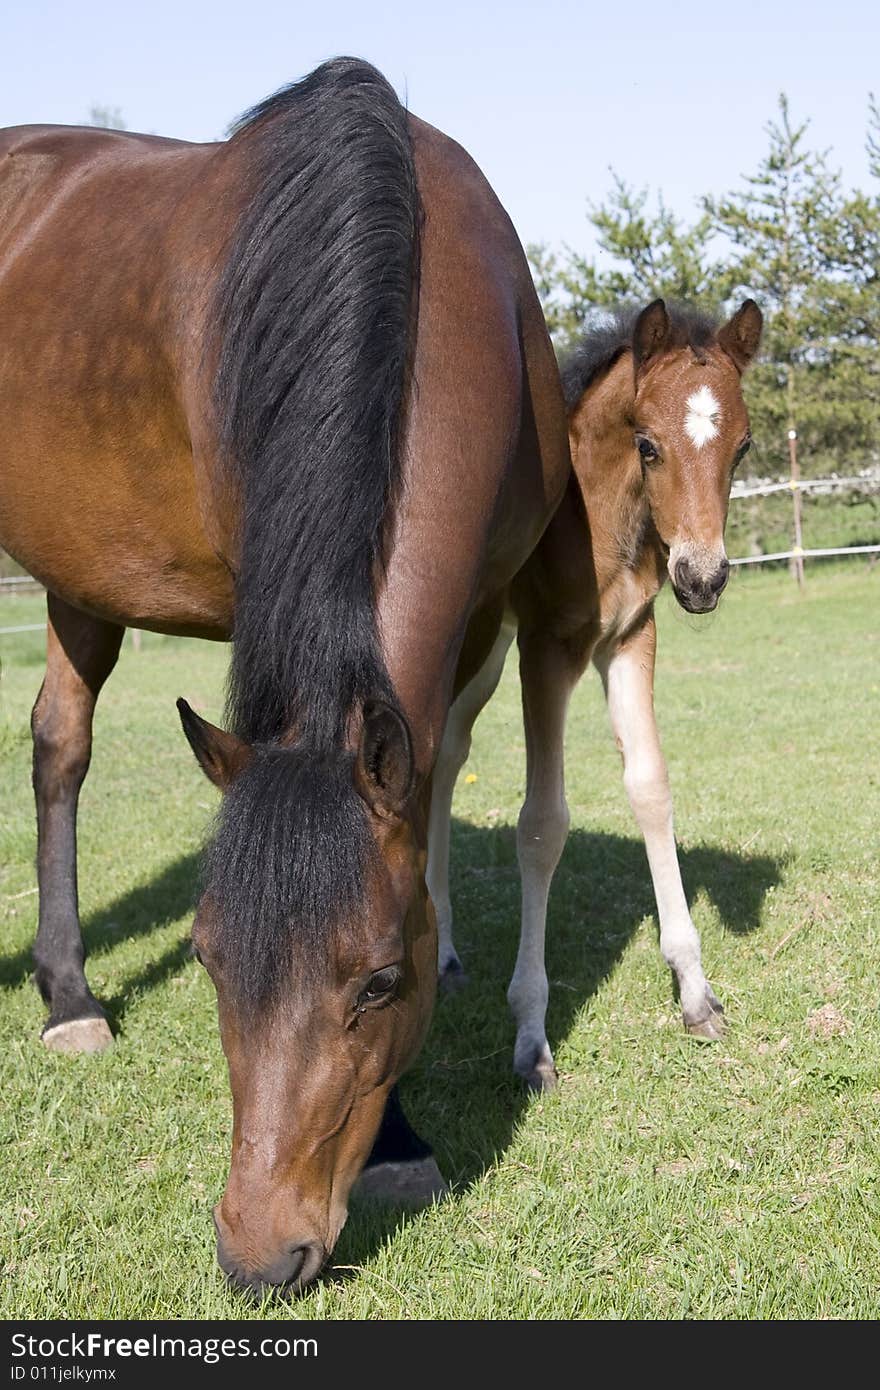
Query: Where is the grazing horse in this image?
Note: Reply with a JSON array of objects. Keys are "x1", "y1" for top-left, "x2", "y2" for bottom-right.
[
  {"x1": 427, "y1": 298, "x2": 763, "y2": 1088},
  {"x1": 0, "y1": 59, "x2": 569, "y2": 1290}
]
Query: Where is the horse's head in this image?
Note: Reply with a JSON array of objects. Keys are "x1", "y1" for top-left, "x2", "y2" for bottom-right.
[
  {"x1": 177, "y1": 698, "x2": 436, "y2": 1294},
  {"x1": 631, "y1": 297, "x2": 763, "y2": 612}
]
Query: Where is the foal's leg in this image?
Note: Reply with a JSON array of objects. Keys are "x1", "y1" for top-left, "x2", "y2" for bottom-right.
[
  {"x1": 426, "y1": 622, "x2": 515, "y2": 985},
  {"x1": 31, "y1": 594, "x2": 124, "y2": 1053},
  {"x1": 508, "y1": 630, "x2": 580, "y2": 1091},
  {"x1": 595, "y1": 615, "x2": 724, "y2": 1038}
]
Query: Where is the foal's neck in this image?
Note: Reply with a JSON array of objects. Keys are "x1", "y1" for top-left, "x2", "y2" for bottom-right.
[{"x1": 569, "y1": 353, "x2": 662, "y2": 595}]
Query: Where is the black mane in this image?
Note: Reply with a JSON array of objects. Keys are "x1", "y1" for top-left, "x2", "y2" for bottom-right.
[
  {"x1": 206, "y1": 747, "x2": 378, "y2": 1010},
  {"x1": 214, "y1": 57, "x2": 420, "y2": 749},
  {"x1": 205, "y1": 58, "x2": 420, "y2": 1013},
  {"x1": 560, "y1": 303, "x2": 719, "y2": 410}
]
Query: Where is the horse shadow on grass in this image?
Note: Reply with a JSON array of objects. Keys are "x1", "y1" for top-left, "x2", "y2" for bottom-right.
[
  {"x1": 336, "y1": 817, "x2": 783, "y2": 1276},
  {"x1": 0, "y1": 852, "x2": 201, "y2": 1027},
  {"x1": 0, "y1": 821, "x2": 782, "y2": 1294}
]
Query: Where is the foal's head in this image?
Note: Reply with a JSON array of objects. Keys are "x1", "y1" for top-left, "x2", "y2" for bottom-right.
[
  {"x1": 178, "y1": 699, "x2": 435, "y2": 1294},
  {"x1": 631, "y1": 298, "x2": 762, "y2": 611}
]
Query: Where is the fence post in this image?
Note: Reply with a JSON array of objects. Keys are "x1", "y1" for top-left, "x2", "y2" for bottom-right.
[{"x1": 788, "y1": 428, "x2": 805, "y2": 589}]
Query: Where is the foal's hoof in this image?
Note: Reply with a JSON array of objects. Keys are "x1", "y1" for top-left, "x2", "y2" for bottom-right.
[
  {"x1": 686, "y1": 1013, "x2": 726, "y2": 1041},
  {"x1": 41, "y1": 1017, "x2": 113, "y2": 1054},
  {"x1": 438, "y1": 958, "x2": 468, "y2": 994},
  {"x1": 515, "y1": 1040, "x2": 558, "y2": 1094},
  {"x1": 524, "y1": 1060, "x2": 558, "y2": 1094},
  {"x1": 354, "y1": 1156, "x2": 450, "y2": 1208},
  {"x1": 685, "y1": 990, "x2": 726, "y2": 1041}
]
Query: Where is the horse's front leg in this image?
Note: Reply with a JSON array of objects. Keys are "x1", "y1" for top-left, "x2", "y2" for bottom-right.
[
  {"x1": 508, "y1": 628, "x2": 581, "y2": 1091},
  {"x1": 31, "y1": 594, "x2": 124, "y2": 1052},
  {"x1": 426, "y1": 621, "x2": 515, "y2": 986},
  {"x1": 595, "y1": 614, "x2": 725, "y2": 1038}
]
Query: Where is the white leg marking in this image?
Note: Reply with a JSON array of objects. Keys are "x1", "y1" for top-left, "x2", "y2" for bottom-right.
[
  {"x1": 508, "y1": 637, "x2": 576, "y2": 1089},
  {"x1": 427, "y1": 623, "x2": 515, "y2": 979},
  {"x1": 599, "y1": 623, "x2": 723, "y2": 1037}
]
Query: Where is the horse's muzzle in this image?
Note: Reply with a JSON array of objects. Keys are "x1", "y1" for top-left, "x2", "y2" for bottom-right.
[{"x1": 214, "y1": 1205, "x2": 327, "y2": 1295}]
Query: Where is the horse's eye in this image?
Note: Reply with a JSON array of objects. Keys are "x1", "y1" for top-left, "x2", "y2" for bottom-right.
[
  {"x1": 359, "y1": 965, "x2": 402, "y2": 1010},
  {"x1": 636, "y1": 435, "x2": 659, "y2": 464}
]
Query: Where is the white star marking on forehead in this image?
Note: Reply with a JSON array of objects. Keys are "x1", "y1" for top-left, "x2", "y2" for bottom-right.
[{"x1": 684, "y1": 385, "x2": 721, "y2": 449}]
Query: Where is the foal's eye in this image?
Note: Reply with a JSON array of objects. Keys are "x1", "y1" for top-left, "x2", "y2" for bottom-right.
[
  {"x1": 733, "y1": 436, "x2": 752, "y2": 467},
  {"x1": 358, "y1": 965, "x2": 402, "y2": 1010},
  {"x1": 636, "y1": 435, "x2": 660, "y2": 464}
]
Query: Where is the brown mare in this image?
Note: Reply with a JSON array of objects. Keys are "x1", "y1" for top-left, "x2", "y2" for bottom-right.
[
  {"x1": 0, "y1": 59, "x2": 569, "y2": 1291},
  {"x1": 427, "y1": 298, "x2": 763, "y2": 1088}
]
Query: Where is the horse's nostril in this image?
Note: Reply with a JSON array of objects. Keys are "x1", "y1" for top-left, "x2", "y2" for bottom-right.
[
  {"x1": 280, "y1": 1245, "x2": 307, "y2": 1284},
  {"x1": 218, "y1": 1237, "x2": 326, "y2": 1293},
  {"x1": 674, "y1": 557, "x2": 693, "y2": 591},
  {"x1": 264, "y1": 1240, "x2": 326, "y2": 1288},
  {"x1": 710, "y1": 558, "x2": 730, "y2": 593}
]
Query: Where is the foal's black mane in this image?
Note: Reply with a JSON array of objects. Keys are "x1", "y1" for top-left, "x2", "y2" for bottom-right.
[
  {"x1": 560, "y1": 304, "x2": 719, "y2": 409},
  {"x1": 204, "y1": 58, "x2": 421, "y2": 1012}
]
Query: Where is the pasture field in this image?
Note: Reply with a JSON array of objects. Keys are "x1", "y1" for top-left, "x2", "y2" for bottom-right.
[{"x1": 1, "y1": 566, "x2": 878, "y2": 1320}]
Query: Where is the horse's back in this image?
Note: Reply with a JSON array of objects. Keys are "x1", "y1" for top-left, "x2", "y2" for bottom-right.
[
  {"x1": 0, "y1": 124, "x2": 198, "y2": 232},
  {"x1": 0, "y1": 124, "x2": 233, "y2": 635}
]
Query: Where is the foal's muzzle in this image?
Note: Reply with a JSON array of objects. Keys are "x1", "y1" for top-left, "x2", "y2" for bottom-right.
[{"x1": 672, "y1": 555, "x2": 729, "y2": 613}]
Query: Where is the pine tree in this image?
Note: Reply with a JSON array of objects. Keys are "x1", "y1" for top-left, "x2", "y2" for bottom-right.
[
  {"x1": 87, "y1": 105, "x2": 126, "y2": 130},
  {"x1": 528, "y1": 176, "x2": 716, "y2": 350},
  {"x1": 808, "y1": 96, "x2": 880, "y2": 470},
  {"x1": 704, "y1": 96, "x2": 850, "y2": 477}
]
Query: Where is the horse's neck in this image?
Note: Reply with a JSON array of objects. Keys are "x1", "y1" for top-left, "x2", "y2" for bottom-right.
[{"x1": 570, "y1": 355, "x2": 663, "y2": 607}]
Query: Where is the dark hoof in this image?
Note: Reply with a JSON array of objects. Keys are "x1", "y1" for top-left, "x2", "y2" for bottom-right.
[
  {"x1": 42, "y1": 1017, "x2": 113, "y2": 1054},
  {"x1": 353, "y1": 1156, "x2": 449, "y2": 1208},
  {"x1": 438, "y1": 958, "x2": 468, "y2": 993}
]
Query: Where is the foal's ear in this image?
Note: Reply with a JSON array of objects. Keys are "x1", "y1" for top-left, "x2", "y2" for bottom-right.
[
  {"x1": 176, "y1": 698, "x2": 253, "y2": 790},
  {"x1": 717, "y1": 298, "x2": 763, "y2": 372},
  {"x1": 632, "y1": 298, "x2": 670, "y2": 372},
  {"x1": 355, "y1": 700, "x2": 415, "y2": 817}
]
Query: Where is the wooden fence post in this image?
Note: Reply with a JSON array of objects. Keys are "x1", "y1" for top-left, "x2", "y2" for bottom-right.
[{"x1": 788, "y1": 428, "x2": 805, "y2": 590}]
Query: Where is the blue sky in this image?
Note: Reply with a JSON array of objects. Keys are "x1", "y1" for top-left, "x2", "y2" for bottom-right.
[{"x1": 3, "y1": 0, "x2": 878, "y2": 259}]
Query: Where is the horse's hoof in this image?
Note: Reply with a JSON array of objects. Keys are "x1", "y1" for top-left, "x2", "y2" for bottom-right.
[
  {"x1": 42, "y1": 1017, "x2": 113, "y2": 1054},
  {"x1": 353, "y1": 1156, "x2": 449, "y2": 1208},
  {"x1": 438, "y1": 958, "x2": 468, "y2": 993}
]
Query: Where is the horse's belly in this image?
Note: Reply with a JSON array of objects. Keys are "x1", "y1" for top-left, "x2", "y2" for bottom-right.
[{"x1": 0, "y1": 437, "x2": 234, "y2": 638}]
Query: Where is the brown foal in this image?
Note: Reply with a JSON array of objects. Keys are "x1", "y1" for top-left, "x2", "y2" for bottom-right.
[
  {"x1": 0, "y1": 60, "x2": 569, "y2": 1290},
  {"x1": 427, "y1": 298, "x2": 763, "y2": 1088}
]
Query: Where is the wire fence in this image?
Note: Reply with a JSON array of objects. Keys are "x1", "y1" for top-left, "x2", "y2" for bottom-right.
[
  {"x1": 2, "y1": 466, "x2": 878, "y2": 636},
  {"x1": 728, "y1": 461, "x2": 880, "y2": 577}
]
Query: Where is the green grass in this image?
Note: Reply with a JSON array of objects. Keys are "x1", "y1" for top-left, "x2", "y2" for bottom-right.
[{"x1": 1, "y1": 565, "x2": 879, "y2": 1320}]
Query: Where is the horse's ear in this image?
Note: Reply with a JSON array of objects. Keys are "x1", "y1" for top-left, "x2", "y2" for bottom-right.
[
  {"x1": 176, "y1": 698, "x2": 253, "y2": 790},
  {"x1": 355, "y1": 700, "x2": 415, "y2": 817},
  {"x1": 632, "y1": 298, "x2": 670, "y2": 373},
  {"x1": 717, "y1": 298, "x2": 763, "y2": 372}
]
